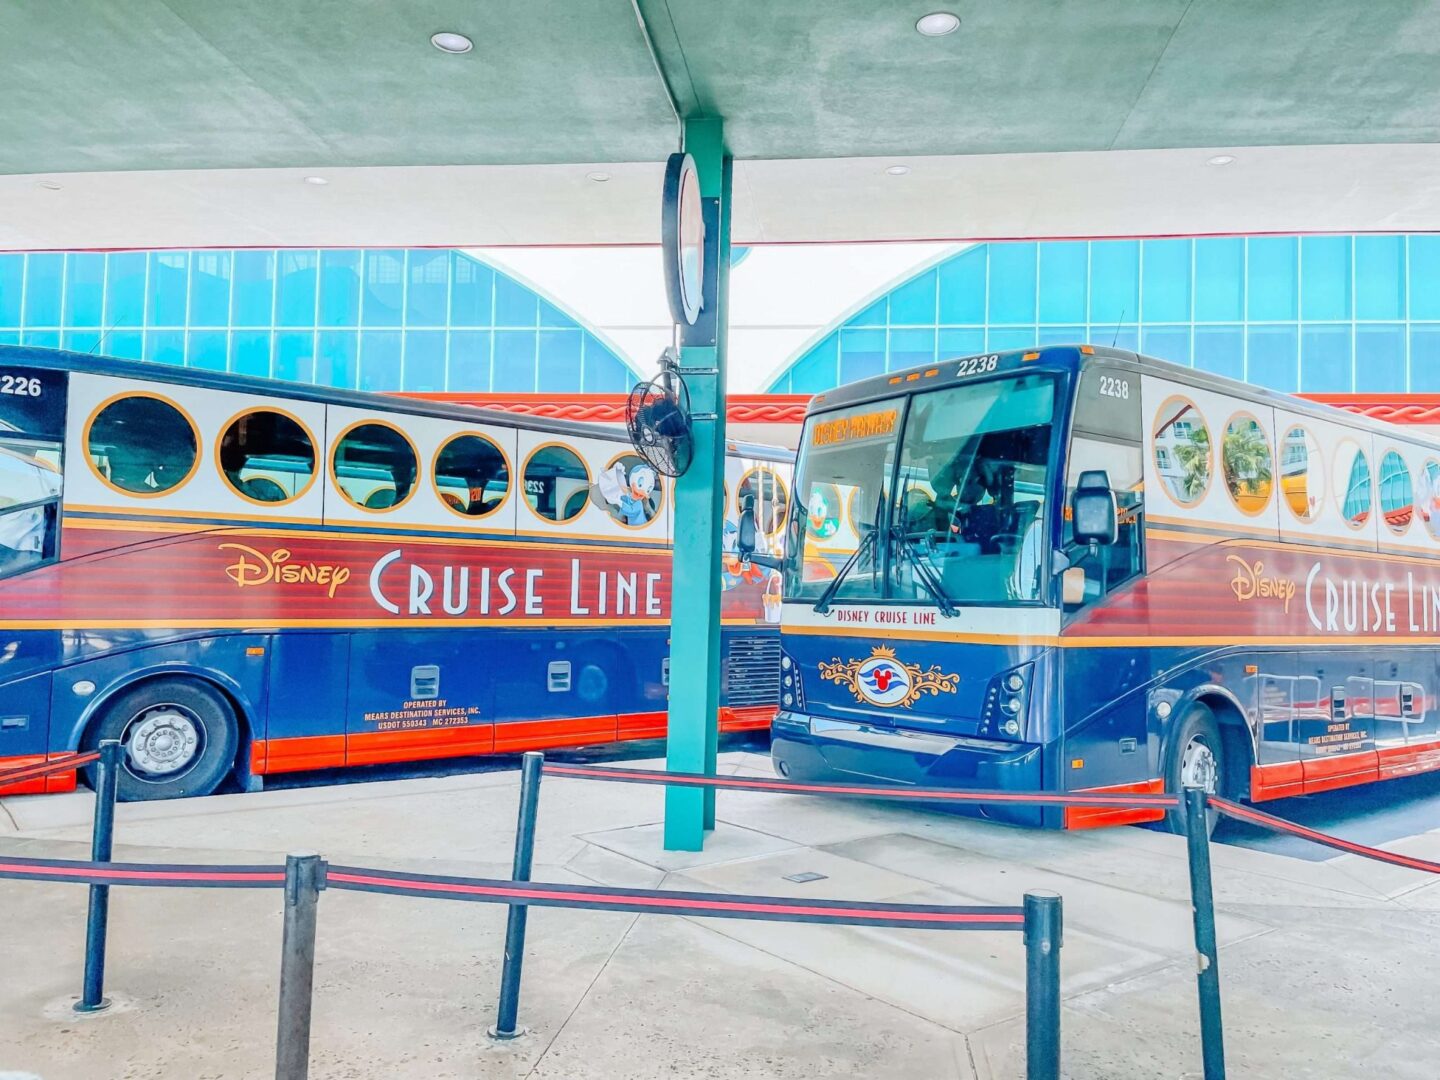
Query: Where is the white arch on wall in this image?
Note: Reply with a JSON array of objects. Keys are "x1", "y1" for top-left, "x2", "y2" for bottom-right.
[{"x1": 473, "y1": 242, "x2": 961, "y2": 392}]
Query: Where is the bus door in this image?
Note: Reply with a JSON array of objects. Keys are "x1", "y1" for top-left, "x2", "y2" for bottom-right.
[
  {"x1": 1299, "y1": 655, "x2": 1378, "y2": 793},
  {"x1": 0, "y1": 363, "x2": 67, "y2": 771},
  {"x1": 1058, "y1": 363, "x2": 1147, "y2": 788}
]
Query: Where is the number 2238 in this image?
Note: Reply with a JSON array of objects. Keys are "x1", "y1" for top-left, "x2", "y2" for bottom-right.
[
  {"x1": 955, "y1": 355, "x2": 999, "y2": 378},
  {"x1": 1098, "y1": 375, "x2": 1130, "y2": 399}
]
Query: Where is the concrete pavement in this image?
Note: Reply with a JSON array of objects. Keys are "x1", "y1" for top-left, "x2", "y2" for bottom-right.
[{"x1": 3, "y1": 751, "x2": 1440, "y2": 1078}]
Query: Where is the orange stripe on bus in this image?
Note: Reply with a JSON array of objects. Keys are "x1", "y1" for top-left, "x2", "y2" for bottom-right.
[
  {"x1": 256, "y1": 735, "x2": 346, "y2": 774},
  {"x1": 0, "y1": 754, "x2": 83, "y2": 796},
  {"x1": 1063, "y1": 780, "x2": 1166, "y2": 829},
  {"x1": 346, "y1": 725, "x2": 495, "y2": 766}
]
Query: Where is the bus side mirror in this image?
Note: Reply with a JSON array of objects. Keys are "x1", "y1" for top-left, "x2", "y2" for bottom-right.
[
  {"x1": 737, "y1": 493, "x2": 758, "y2": 559},
  {"x1": 1062, "y1": 566, "x2": 1087, "y2": 606},
  {"x1": 1072, "y1": 469, "x2": 1118, "y2": 546}
]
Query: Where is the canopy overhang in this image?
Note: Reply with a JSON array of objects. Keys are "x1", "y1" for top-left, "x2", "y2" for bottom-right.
[{"x1": 3, "y1": 0, "x2": 1439, "y2": 249}]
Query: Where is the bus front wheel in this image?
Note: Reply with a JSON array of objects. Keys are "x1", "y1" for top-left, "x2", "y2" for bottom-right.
[
  {"x1": 84, "y1": 678, "x2": 240, "y2": 802},
  {"x1": 1162, "y1": 704, "x2": 1222, "y2": 836}
]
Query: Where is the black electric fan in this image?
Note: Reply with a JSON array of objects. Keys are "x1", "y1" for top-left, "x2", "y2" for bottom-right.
[{"x1": 625, "y1": 349, "x2": 694, "y2": 478}]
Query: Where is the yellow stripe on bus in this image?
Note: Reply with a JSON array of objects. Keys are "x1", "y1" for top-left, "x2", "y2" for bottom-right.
[
  {"x1": 61, "y1": 517, "x2": 668, "y2": 553},
  {"x1": 784, "y1": 624, "x2": 1440, "y2": 649}
]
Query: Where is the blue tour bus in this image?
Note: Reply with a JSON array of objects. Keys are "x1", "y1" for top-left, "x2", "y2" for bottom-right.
[{"x1": 748, "y1": 344, "x2": 1440, "y2": 831}]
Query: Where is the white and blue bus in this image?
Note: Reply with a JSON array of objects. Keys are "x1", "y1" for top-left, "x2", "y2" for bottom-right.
[{"x1": 752, "y1": 344, "x2": 1440, "y2": 830}]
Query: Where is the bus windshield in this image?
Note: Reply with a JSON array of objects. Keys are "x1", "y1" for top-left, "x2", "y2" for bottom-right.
[{"x1": 785, "y1": 373, "x2": 1058, "y2": 606}]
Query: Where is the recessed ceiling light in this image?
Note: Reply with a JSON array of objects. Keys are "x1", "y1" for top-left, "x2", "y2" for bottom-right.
[
  {"x1": 35, "y1": 179, "x2": 62, "y2": 191},
  {"x1": 430, "y1": 31, "x2": 473, "y2": 54},
  {"x1": 915, "y1": 12, "x2": 961, "y2": 36},
  {"x1": 303, "y1": 175, "x2": 329, "y2": 186},
  {"x1": 1207, "y1": 154, "x2": 1236, "y2": 166},
  {"x1": 885, "y1": 164, "x2": 911, "y2": 176},
  {"x1": 586, "y1": 171, "x2": 611, "y2": 183}
]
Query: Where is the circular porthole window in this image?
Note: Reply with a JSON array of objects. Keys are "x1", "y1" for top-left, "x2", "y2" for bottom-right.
[
  {"x1": 1279, "y1": 425, "x2": 1323, "y2": 524},
  {"x1": 331, "y1": 421, "x2": 419, "y2": 512},
  {"x1": 523, "y1": 444, "x2": 591, "y2": 524},
  {"x1": 1221, "y1": 413, "x2": 1274, "y2": 516},
  {"x1": 86, "y1": 393, "x2": 200, "y2": 497},
  {"x1": 1422, "y1": 460, "x2": 1440, "y2": 541},
  {"x1": 1335, "y1": 439, "x2": 1372, "y2": 530},
  {"x1": 737, "y1": 467, "x2": 789, "y2": 537},
  {"x1": 593, "y1": 453, "x2": 663, "y2": 527},
  {"x1": 217, "y1": 409, "x2": 317, "y2": 505},
  {"x1": 434, "y1": 433, "x2": 510, "y2": 519},
  {"x1": 1378, "y1": 450, "x2": 1414, "y2": 535},
  {"x1": 1152, "y1": 396, "x2": 1211, "y2": 508}
]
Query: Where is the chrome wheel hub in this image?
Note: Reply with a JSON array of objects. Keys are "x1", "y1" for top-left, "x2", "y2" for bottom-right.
[
  {"x1": 126, "y1": 706, "x2": 201, "y2": 777},
  {"x1": 1180, "y1": 736, "x2": 1218, "y2": 793}
]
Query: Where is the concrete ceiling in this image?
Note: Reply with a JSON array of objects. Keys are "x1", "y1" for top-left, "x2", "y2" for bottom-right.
[{"x1": 2, "y1": 1, "x2": 1438, "y2": 247}]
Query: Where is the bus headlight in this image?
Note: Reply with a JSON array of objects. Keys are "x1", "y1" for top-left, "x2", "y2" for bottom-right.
[
  {"x1": 780, "y1": 648, "x2": 805, "y2": 709},
  {"x1": 982, "y1": 663, "x2": 1034, "y2": 739}
]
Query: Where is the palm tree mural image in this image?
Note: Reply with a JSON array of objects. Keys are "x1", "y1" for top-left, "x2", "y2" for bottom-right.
[
  {"x1": 1222, "y1": 416, "x2": 1274, "y2": 513},
  {"x1": 1154, "y1": 397, "x2": 1213, "y2": 505}
]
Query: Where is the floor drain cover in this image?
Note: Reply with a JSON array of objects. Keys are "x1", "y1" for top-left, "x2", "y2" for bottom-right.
[{"x1": 782, "y1": 871, "x2": 828, "y2": 884}]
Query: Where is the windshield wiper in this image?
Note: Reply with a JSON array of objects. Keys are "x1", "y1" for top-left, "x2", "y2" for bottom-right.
[
  {"x1": 812, "y1": 526, "x2": 878, "y2": 615},
  {"x1": 894, "y1": 534, "x2": 958, "y2": 618}
]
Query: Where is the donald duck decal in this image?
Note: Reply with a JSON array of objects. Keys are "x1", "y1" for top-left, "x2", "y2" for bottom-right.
[{"x1": 593, "y1": 459, "x2": 660, "y2": 526}]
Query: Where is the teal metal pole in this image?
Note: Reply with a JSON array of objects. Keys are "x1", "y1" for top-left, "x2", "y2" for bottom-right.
[{"x1": 664, "y1": 116, "x2": 729, "y2": 850}]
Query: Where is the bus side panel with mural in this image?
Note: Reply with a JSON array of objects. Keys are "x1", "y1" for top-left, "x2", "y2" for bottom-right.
[
  {"x1": 761, "y1": 344, "x2": 1440, "y2": 830},
  {"x1": 0, "y1": 345, "x2": 789, "y2": 800}
]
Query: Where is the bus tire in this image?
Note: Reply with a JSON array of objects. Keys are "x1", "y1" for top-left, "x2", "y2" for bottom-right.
[
  {"x1": 84, "y1": 678, "x2": 240, "y2": 802},
  {"x1": 1162, "y1": 704, "x2": 1222, "y2": 836}
]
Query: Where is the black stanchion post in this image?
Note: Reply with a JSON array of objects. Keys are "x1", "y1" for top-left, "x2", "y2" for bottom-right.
[
  {"x1": 275, "y1": 851, "x2": 324, "y2": 1080},
  {"x1": 75, "y1": 738, "x2": 121, "y2": 1013},
  {"x1": 1023, "y1": 890, "x2": 1062, "y2": 1080},
  {"x1": 490, "y1": 750, "x2": 544, "y2": 1040},
  {"x1": 1184, "y1": 786, "x2": 1226, "y2": 1080}
]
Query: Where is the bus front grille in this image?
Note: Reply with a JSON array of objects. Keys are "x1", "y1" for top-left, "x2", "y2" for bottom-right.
[{"x1": 724, "y1": 636, "x2": 782, "y2": 708}]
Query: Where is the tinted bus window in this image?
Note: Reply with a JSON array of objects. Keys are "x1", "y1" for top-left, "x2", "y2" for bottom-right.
[
  {"x1": 218, "y1": 409, "x2": 316, "y2": 504},
  {"x1": 524, "y1": 444, "x2": 589, "y2": 523},
  {"x1": 0, "y1": 366, "x2": 65, "y2": 576},
  {"x1": 435, "y1": 433, "x2": 509, "y2": 518},
  {"x1": 87, "y1": 394, "x2": 198, "y2": 495},
  {"x1": 785, "y1": 400, "x2": 901, "y2": 600},
  {"x1": 1073, "y1": 365, "x2": 1139, "y2": 440},
  {"x1": 893, "y1": 374, "x2": 1056, "y2": 604},
  {"x1": 332, "y1": 422, "x2": 417, "y2": 510},
  {"x1": 738, "y1": 468, "x2": 789, "y2": 537}
]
